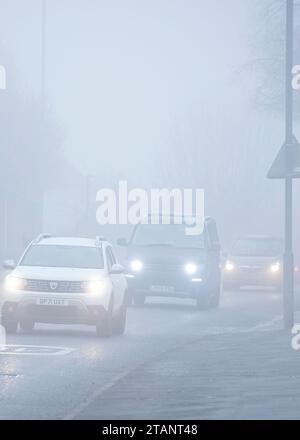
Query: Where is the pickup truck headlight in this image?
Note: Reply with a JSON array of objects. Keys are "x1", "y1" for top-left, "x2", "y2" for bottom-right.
[
  {"x1": 225, "y1": 261, "x2": 235, "y2": 272},
  {"x1": 270, "y1": 262, "x2": 281, "y2": 273},
  {"x1": 184, "y1": 263, "x2": 198, "y2": 275},
  {"x1": 130, "y1": 260, "x2": 143, "y2": 272}
]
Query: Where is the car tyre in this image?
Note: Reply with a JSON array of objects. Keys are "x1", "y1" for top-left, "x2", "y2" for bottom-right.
[
  {"x1": 2, "y1": 319, "x2": 18, "y2": 334},
  {"x1": 210, "y1": 286, "x2": 221, "y2": 309},
  {"x1": 113, "y1": 303, "x2": 127, "y2": 335},
  {"x1": 20, "y1": 317, "x2": 35, "y2": 331},
  {"x1": 96, "y1": 295, "x2": 113, "y2": 338},
  {"x1": 133, "y1": 293, "x2": 146, "y2": 307},
  {"x1": 223, "y1": 282, "x2": 239, "y2": 292},
  {"x1": 195, "y1": 293, "x2": 211, "y2": 310},
  {"x1": 125, "y1": 289, "x2": 134, "y2": 307}
]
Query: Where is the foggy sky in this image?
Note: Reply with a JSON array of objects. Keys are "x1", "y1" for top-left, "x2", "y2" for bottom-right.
[
  {"x1": 0, "y1": 0, "x2": 252, "y2": 175},
  {"x1": 0, "y1": 0, "x2": 299, "y2": 248}
]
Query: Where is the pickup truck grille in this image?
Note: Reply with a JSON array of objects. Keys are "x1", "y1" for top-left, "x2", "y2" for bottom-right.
[{"x1": 144, "y1": 263, "x2": 181, "y2": 272}]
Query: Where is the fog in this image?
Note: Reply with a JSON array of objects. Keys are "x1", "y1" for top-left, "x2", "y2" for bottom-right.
[
  {"x1": 1, "y1": 0, "x2": 300, "y2": 423},
  {"x1": 0, "y1": 0, "x2": 299, "y2": 253}
]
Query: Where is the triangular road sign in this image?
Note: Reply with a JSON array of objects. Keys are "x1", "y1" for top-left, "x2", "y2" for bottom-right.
[{"x1": 268, "y1": 135, "x2": 300, "y2": 179}]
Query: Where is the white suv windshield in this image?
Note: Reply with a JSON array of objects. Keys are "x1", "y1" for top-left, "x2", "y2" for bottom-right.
[
  {"x1": 19, "y1": 245, "x2": 104, "y2": 269},
  {"x1": 131, "y1": 224, "x2": 205, "y2": 248}
]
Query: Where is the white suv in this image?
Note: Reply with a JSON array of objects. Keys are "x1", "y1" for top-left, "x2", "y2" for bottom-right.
[{"x1": 0, "y1": 235, "x2": 127, "y2": 337}]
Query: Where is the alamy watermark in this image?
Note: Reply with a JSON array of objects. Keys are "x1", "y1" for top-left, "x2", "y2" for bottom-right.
[
  {"x1": 292, "y1": 65, "x2": 300, "y2": 90},
  {"x1": 0, "y1": 325, "x2": 6, "y2": 348},
  {"x1": 291, "y1": 325, "x2": 300, "y2": 350},
  {"x1": 96, "y1": 181, "x2": 205, "y2": 235},
  {"x1": 0, "y1": 65, "x2": 6, "y2": 90}
]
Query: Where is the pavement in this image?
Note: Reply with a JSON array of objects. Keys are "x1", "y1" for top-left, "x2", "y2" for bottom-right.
[
  {"x1": 79, "y1": 328, "x2": 298, "y2": 420},
  {"x1": 0, "y1": 287, "x2": 300, "y2": 420}
]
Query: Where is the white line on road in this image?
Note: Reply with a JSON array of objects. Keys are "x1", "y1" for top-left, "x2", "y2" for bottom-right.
[
  {"x1": 0, "y1": 344, "x2": 75, "y2": 356},
  {"x1": 63, "y1": 370, "x2": 134, "y2": 420}
]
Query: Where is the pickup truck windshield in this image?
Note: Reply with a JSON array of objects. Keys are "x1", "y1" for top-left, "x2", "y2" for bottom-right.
[{"x1": 131, "y1": 223, "x2": 205, "y2": 248}]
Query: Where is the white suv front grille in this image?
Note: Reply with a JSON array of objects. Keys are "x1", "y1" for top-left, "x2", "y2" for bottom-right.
[{"x1": 25, "y1": 279, "x2": 84, "y2": 293}]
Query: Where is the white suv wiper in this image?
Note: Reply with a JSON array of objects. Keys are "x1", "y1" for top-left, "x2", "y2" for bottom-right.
[{"x1": 143, "y1": 243, "x2": 175, "y2": 247}]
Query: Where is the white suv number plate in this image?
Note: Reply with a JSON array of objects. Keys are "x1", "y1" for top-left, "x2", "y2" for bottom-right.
[{"x1": 38, "y1": 298, "x2": 69, "y2": 306}]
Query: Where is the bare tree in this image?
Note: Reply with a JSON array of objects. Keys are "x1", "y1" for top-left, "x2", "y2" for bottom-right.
[
  {"x1": 0, "y1": 49, "x2": 65, "y2": 257},
  {"x1": 249, "y1": 0, "x2": 300, "y2": 112}
]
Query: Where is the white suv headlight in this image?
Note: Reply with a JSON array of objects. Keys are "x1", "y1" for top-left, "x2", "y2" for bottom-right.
[
  {"x1": 82, "y1": 280, "x2": 107, "y2": 295},
  {"x1": 5, "y1": 275, "x2": 27, "y2": 291}
]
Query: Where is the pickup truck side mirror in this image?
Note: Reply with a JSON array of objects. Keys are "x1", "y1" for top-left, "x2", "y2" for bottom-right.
[
  {"x1": 110, "y1": 263, "x2": 125, "y2": 275},
  {"x1": 117, "y1": 237, "x2": 128, "y2": 247},
  {"x1": 210, "y1": 243, "x2": 221, "y2": 252}
]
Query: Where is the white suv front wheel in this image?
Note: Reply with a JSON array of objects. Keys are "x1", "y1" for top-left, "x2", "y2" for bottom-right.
[
  {"x1": 113, "y1": 301, "x2": 127, "y2": 335},
  {"x1": 96, "y1": 294, "x2": 113, "y2": 337},
  {"x1": 2, "y1": 318, "x2": 18, "y2": 334}
]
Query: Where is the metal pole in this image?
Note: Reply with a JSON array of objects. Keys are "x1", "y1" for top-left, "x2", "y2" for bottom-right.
[
  {"x1": 41, "y1": 0, "x2": 46, "y2": 110},
  {"x1": 86, "y1": 175, "x2": 94, "y2": 236},
  {"x1": 283, "y1": 0, "x2": 294, "y2": 330},
  {"x1": 86, "y1": 176, "x2": 90, "y2": 235},
  {"x1": 4, "y1": 199, "x2": 8, "y2": 252},
  {"x1": 39, "y1": 0, "x2": 46, "y2": 234}
]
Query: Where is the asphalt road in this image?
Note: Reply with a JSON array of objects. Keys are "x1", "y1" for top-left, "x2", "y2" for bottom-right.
[{"x1": 0, "y1": 288, "x2": 295, "y2": 420}]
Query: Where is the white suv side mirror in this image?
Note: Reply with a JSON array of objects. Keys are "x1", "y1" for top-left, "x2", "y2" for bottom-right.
[{"x1": 3, "y1": 260, "x2": 15, "y2": 270}]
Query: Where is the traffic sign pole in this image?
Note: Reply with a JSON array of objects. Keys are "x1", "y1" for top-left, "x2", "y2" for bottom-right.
[
  {"x1": 267, "y1": 0, "x2": 300, "y2": 328},
  {"x1": 283, "y1": 0, "x2": 294, "y2": 330},
  {"x1": 284, "y1": 176, "x2": 294, "y2": 329}
]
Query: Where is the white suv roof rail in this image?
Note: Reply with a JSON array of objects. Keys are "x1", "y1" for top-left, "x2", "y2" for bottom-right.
[
  {"x1": 95, "y1": 236, "x2": 106, "y2": 246},
  {"x1": 33, "y1": 233, "x2": 52, "y2": 244}
]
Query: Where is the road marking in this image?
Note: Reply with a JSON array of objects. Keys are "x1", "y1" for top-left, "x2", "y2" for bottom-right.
[
  {"x1": 245, "y1": 315, "x2": 282, "y2": 332},
  {"x1": 209, "y1": 315, "x2": 283, "y2": 336},
  {"x1": 0, "y1": 373, "x2": 22, "y2": 378},
  {"x1": 63, "y1": 369, "x2": 133, "y2": 420},
  {"x1": 0, "y1": 345, "x2": 75, "y2": 356}
]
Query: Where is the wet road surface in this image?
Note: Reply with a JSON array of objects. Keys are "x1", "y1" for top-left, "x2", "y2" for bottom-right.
[{"x1": 0, "y1": 288, "x2": 295, "y2": 419}]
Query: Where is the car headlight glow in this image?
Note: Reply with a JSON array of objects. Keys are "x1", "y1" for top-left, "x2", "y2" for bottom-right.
[
  {"x1": 184, "y1": 263, "x2": 198, "y2": 275},
  {"x1": 225, "y1": 261, "x2": 235, "y2": 272},
  {"x1": 5, "y1": 275, "x2": 27, "y2": 291},
  {"x1": 130, "y1": 260, "x2": 143, "y2": 272},
  {"x1": 270, "y1": 262, "x2": 281, "y2": 273},
  {"x1": 82, "y1": 279, "x2": 106, "y2": 295}
]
